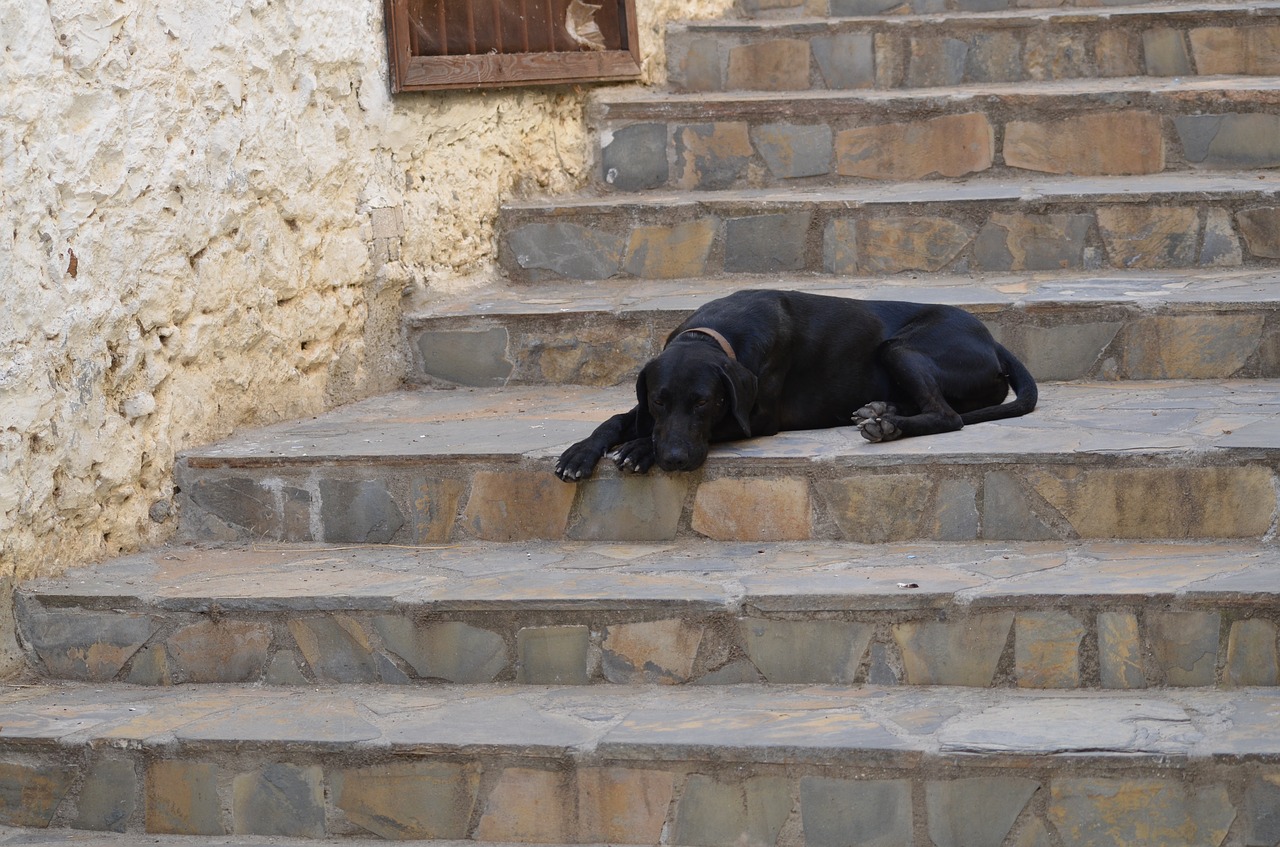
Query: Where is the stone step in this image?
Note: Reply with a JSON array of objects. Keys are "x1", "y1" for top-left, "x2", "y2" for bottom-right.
[
  {"x1": 499, "y1": 172, "x2": 1280, "y2": 281},
  {"x1": 739, "y1": 0, "x2": 1262, "y2": 18},
  {"x1": 669, "y1": 1, "x2": 1280, "y2": 90},
  {"x1": 172, "y1": 378, "x2": 1280, "y2": 545},
  {"x1": 590, "y1": 77, "x2": 1280, "y2": 191},
  {"x1": 405, "y1": 272, "x2": 1280, "y2": 388},
  {"x1": 0, "y1": 681, "x2": 1276, "y2": 842},
  {"x1": 15, "y1": 539, "x2": 1280, "y2": 688}
]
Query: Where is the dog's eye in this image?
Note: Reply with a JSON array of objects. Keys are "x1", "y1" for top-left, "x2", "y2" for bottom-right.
[{"x1": 694, "y1": 399, "x2": 708, "y2": 409}]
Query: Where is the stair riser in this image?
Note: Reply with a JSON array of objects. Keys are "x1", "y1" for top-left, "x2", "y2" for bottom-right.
[
  {"x1": 17, "y1": 595, "x2": 1279, "y2": 688},
  {"x1": 406, "y1": 306, "x2": 1280, "y2": 387},
  {"x1": 174, "y1": 459, "x2": 1280, "y2": 545},
  {"x1": 592, "y1": 105, "x2": 1280, "y2": 190},
  {"x1": 499, "y1": 196, "x2": 1280, "y2": 281},
  {"x1": 667, "y1": 13, "x2": 1280, "y2": 91},
  {"x1": 0, "y1": 746, "x2": 1266, "y2": 843}
]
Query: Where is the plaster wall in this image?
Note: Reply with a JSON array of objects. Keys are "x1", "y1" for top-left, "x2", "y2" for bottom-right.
[{"x1": 0, "y1": 0, "x2": 731, "y2": 605}]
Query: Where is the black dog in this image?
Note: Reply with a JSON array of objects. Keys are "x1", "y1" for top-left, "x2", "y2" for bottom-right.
[{"x1": 555, "y1": 289, "x2": 1037, "y2": 481}]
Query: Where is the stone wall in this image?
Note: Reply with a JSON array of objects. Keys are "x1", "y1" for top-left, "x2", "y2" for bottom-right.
[{"x1": 0, "y1": 0, "x2": 731, "y2": 639}]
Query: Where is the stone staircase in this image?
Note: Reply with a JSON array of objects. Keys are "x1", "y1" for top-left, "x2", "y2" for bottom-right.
[{"x1": 4, "y1": 0, "x2": 1280, "y2": 844}]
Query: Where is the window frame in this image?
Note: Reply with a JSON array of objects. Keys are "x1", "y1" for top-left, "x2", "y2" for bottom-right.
[{"x1": 384, "y1": 0, "x2": 643, "y2": 92}]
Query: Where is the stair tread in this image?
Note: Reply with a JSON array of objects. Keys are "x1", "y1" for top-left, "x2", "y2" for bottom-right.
[
  {"x1": 20, "y1": 538, "x2": 1280, "y2": 611},
  {"x1": 709, "y1": 0, "x2": 1280, "y2": 22},
  {"x1": 409, "y1": 268, "x2": 1280, "y2": 320},
  {"x1": 504, "y1": 169, "x2": 1280, "y2": 209},
  {"x1": 594, "y1": 72, "x2": 1280, "y2": 110},
  {"x1": 181, "y1": 378, "x2": 1279, "y2": 466},
  {"x1": 2, "y1": 679, "x2": 1277, "y2": 765}
]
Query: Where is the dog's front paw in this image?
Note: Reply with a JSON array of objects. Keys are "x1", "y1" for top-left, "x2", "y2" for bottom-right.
[
  {"x1": 853, "y1": 402, "x2": 902, "y2": 443},
  {"x1": 608, "y1": 437, "x2": 656, "y2": 474},
  {"x1": 556, "y1": 442, "x2": 603, "y2": 482}
]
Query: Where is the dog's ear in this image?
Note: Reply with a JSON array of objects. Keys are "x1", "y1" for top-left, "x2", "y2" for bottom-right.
[
  {"x1": 634, "y1": 367, "x2": 654, "y2": 434},
  {"x1": 718, "y1": 360, "x2": 758, "y2": 437}
]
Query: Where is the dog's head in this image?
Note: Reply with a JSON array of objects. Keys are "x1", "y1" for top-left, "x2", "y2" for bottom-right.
[{"x1": 635, "y1": 342, "x2": 758, "y2": 472}]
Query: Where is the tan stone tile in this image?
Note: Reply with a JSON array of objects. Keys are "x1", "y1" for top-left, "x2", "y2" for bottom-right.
[
  {"x1": 411, "y1": 478, "x2": 464, "y2": 542},
  {"x1": 1149, "y1": 611, "x2": 1220, "y2": 686},
  {"x1": 892, "y1": 612, "x2": 1013, "y2": 686},
  {"x1": 603, "y1": 619, "x2": 704, "y2": 683},
  {"x1": 1190, "y1": 26, "x2": 1280, "y2": 75},
  {"x1": 835, "y1": 113, "x2": 994, "y2": 179},
  {"x1": 333, "y1": 761, "x2": 479, "y2": 839},
  {"x1": 691, "y1": 477, "x2": 811, "y2": 541},
  {"x1": 167, "y1": 619, "x2": 271, "y2": 683},
  {"x1": 1004, "y1": 112, "x2": 1164, "y2": 175},
  {"x1": 1015, "y1": 611, "x2": 1085, "y2": 688},
  {"x1": 1115, "y1": 313, "x2": 1264, "y2": 379},
  {"x1": 675, "y1": 123, "x2": 753, "y2": 190},
  {"x1": 1049, "y1": 779, "x2": 1234, "y2": 847},
  {"x1": 0, "y1": 761, "x2": 75, "y2": 827},
  {"x1": 578, "y1": 767, "x2": 676, "y2": 843},
  {"x1": 475, "y1": 767, "x2": 572, "y2": 842},
  {"x1": 232, "y1": 764, "x2": 325, "y2": 837},
  {"x1": 1096, "y1": 206, "x2": 1198, "y2": 269},
  {"x1": 846, "y1": 216, "x2": 974, "y2": 275},
  {"x1": 727, "y1": 39, "x2": 811, "y2": 90},
  {"x1": 1238, "y1": 206, "x2": 1280, "y2": 259},
  {"x1": 146, "y1": 761, "x2": 223, "y2": 835},
  {"x1": 1096, "y1": 30, "x2": 1142, "y2": 77},
  {"x1": 463, "y1": 469, "x2": 575, "y2": 541},
  {"x1": 1098, "y1": 611, "x2": 1145, "y2": 689},
  {"x1": 1025, "y1": 466, "x2": 1276, "y2": 539},
  {"x1": 624, "y1": 219, "x2": 718, "y2": 279},
  {"x1": 819, "y1": 473, "x2": 937, "y2": 543},
  {"x1": 1226, "y1": 619, "x2": 1280, "y2": 686}
]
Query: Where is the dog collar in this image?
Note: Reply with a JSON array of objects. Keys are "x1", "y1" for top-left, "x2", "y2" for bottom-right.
[{"x1": 677, "y1": 327, "x2": 737, "y2": 361}]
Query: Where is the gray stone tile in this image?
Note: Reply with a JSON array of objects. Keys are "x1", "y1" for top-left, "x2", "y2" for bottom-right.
[
  {"x1": 414, "y1": 328, "x2": 513, "y2": 386},
  {"x1": 72, "y1": 756, "x2": 137, "y2": 832},
  {"x1": 927, "y1": 777, "x2": 1040, "y2": 847},
  {"x1": 516, "y1": 625, "x2": 590, "y2": 684},
  {"x1": 373, "y1": 618, "x2": 508, "y2": 683},
  {"x1": 724, "y1": 212, "x2": 812, "y2": 273},
  {"x1": 751, "y1": 124, "x2": 833, "y2": 179},
  {"x1": 21, "y1": 608, "x2": 155, "y2": 682},
  {"x1": 507, "y1": 222, "x2": 626, "y2": 280},
  {"x1": 318, "y1": 479, "x2": 404, "y2": 544},
  {"x1": 1244, "y1": 775, "x2": 1280, "y2": 847},
  {"x1": 1176, "y1": 114, "x2": 1280, "y2": 168},
  {"x1": 983, "y1": 471, "x2": 1057, "y2": 541},
  {"x1": 602, "y1": 123, "x2": 670, "y2": 191},
  {"x1": 1143, "y1": 28, "x2": 1193, "y2": 75},
  {"x1": 673, "y1": 775, "x2": 790, "y2": 847},
  {"x1": 232, "y1": 764, "x2": 325, "y2": 837},
  {"x1": 893, "y1": 612, "x2": 1013, "y2": 685},
  {"x1": 801, "y1": 777, "x2": 912, "y2": 847},
  {"x1": 739, "y1": 618, "x2": 874, "y2": 683},
  {"x1": 569, "y1": 475, "x2": 687, "y2": 541},
  {"x1": 812, "y1": 33, "x2": 874, "y2": 89}
]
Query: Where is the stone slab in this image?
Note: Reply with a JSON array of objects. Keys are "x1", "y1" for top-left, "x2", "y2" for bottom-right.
[
  {"x1": 17, "y1": 539, "x2": 1280, "y2": 688},
  {"x1": 0, "y1": 683, "x2": 1278, "y2": 839}
]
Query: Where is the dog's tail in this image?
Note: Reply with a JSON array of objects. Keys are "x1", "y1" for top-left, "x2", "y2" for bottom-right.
[{"x1": 960, "y1": 344, "x2": 1038, "y2": 425}]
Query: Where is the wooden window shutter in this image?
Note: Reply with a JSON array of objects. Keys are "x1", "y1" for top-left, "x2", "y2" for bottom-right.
[{"x1": 385, "y1": 0, "x2": 642, "y2": 92}]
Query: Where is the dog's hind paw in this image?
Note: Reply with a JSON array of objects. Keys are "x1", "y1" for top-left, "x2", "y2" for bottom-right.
[{"x1": 853, "y1": 402, "x2": 902, "y2": 443}]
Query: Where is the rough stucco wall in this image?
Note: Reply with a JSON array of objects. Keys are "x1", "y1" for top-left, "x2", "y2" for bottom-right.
[{"x1": 0, "y1": 0, "x2": 732, "y2": 591}]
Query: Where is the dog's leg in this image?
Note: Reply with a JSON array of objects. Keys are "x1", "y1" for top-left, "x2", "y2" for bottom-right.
[
  {"x1": 858, "y1": 345, "x2": 964, "y2": 442},
  {"x1": 853, "y1": 401, "x2": 901, "y2": 442},
  {"x1": 555, "y1": 409, "x2": 641, "y2": 481},
  {"x1": 608, "y1": 437, "x2": 657, "y2": 474}
]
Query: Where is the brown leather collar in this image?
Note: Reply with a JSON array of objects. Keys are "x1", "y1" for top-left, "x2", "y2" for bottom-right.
[{"x1": 676, "y1": 327, "x2": 736, "y2": 361}]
